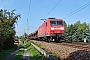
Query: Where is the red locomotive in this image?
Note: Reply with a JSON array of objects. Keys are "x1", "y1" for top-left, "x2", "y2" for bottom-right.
[{"x1": 29, "y1": 18, "x2": 65, "y2": 42}]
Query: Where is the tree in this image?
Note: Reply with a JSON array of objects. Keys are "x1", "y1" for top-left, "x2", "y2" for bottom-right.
[
  {"x1": 64, "y1": 21, "x2": 67, "y2": 30},
  {"x1": 64, "y1": 20, "x2": 89, "y2": 42},
  {"x1": 0, "y1": 9, "x2": 21, "y2": 51}
]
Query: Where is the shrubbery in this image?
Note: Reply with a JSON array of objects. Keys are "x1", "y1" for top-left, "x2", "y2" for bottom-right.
[
  {"x1": 0, "y1": 9, "x2": 20, "y2": 51},
  {"x1": 64, "y1": 21, "x2": 90, "y2": 42}
]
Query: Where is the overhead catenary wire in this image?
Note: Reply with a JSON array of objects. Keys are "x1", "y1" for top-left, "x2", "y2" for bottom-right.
[
  {"x1": 46, "y1": 0, "x2": 61, "y2": 17},
  {"x1": 63, "y1": 0, "x2": 85, "y2": 18},
  {"x1": 64, "y1": 1, "x2": 90, "y2": 19}
]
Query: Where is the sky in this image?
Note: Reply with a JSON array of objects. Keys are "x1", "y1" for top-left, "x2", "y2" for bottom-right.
[{"x1": 0, "y1": 0, "x2": 90, "y2": 36}]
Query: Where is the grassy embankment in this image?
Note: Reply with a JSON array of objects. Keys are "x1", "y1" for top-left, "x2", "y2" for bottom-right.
[
  {"x1": 13, "y1": 44, "x2": 24, "y2": 60},
  {"x1": 13, "y1": 40, "x2": 24, "y2": 60},
  {"x1": 0, "y1": 44, "x2": 17, "y2": 60},
  {"x1": 24, "y1": 40, "x2": 46, "y2": 60},
  {"x1": 13, "y1": 40, "x2": 46, "y2": 60}
]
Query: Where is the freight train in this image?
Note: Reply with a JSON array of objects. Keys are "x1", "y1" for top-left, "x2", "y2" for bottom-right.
[{"x1": 28, "y1": 18, "x2": 65, "y2": 42}]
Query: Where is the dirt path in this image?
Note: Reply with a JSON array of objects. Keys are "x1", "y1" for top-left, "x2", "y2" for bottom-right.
[{"x1": 23, "y1": 47, "x2": 30, "y2": 60}]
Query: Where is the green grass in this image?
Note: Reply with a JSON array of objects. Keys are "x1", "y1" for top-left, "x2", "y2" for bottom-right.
[
  {"x1": 13, "y1": 47, "x2": 24, "y2": 60},
  {"x1": 23, "y1": 41, "x2": 30, "y2": 47},
  {"x1": 0, "y1": 44, "x2": 17, "y2": 60},
  {"x1": 28, "y1": 45, "x2": 46, "y2": 60},
  {"x1": 25, "y1": 41, "x2": 46, "y2": 60},
  {"x1": 13, "y1": 41, "x2": 29, "y2": 60},
  {"x1": 13, "y1": 40, "x2": 46, "y2": 60},
  {"x1": 12, "y1": 41, "x2": 26, "y2": 60}
]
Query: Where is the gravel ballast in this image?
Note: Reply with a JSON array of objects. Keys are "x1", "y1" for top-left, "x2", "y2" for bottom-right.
[{"x1": 31, "y1": 40, "x2": 90, "y2": 60}]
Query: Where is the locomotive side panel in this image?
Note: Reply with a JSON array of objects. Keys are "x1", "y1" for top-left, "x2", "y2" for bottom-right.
[
  {"x1": 38, "y1": 20, "x2": 51, "y2": 38},
  {"x1": 38, "y1": 22, "x2": 46, "y2": 37},
  {"x1": 45, "y1": 20, "x2": 50, "y2": 36}
]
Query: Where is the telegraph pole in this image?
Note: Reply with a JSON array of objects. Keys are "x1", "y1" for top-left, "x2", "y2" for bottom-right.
[{"x1": 27, "y1": 19, "x2": 28, "y2": 35}]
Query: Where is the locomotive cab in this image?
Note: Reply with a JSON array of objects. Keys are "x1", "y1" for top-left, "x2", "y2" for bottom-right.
[
  {"x1": 38, "y1": 18, "x2": 65, "y2": 42},
  {"x1": 49, "y1": 19, "x2": 65, "y2": 42}
]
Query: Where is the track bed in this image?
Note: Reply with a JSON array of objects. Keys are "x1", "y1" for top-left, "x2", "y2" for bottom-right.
[{"x1": 30, "y1": 40, "x2": 90, "y2": 60}]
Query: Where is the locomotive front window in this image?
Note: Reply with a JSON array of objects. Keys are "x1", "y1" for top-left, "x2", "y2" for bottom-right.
[
  {"x1": 50, "y1": 21, "x2": 56, "y2": 25},
  {"x1": 57, "y1": 21, "x2": 63, "y2": 25},
  {"x1": 50, "y1": 21, "x2": 63, "y2": 26}
]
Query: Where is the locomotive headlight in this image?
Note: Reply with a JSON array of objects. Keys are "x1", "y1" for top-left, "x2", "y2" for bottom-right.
[
  {"x1": 60, "y1": 27, "x2": 64, "y2": 30},
  {"x1": 51, "y1": 28, "x2": 55, "y2": 30}
]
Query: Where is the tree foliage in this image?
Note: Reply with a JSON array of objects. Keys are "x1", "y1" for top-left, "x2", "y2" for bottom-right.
[
  {"x1": 64, "y1": 20, "x2": 90, "y2": 42},
  {"x1": 0, "y1": 9, "x2": 21, "y2": 51}
]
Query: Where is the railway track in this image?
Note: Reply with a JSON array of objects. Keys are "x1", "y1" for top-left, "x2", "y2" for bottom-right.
[
  {"x1": 30, "y1": 40, "x2": 90, "y2": 60},
  {"x1": 65, "y1": 43, "x2": 89, "y2": 50},
  {"x1": 49, "y1": 41, "x2": 90, "y2": 51},
  {"x1": 31, "y1": 40, "x2": 90, "y2": 51}
]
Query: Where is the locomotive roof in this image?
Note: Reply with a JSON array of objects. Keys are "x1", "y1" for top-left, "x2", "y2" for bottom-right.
[
  {"x1": 47, "y1": 18, "x2": 63, "y2": 22},
  {"x1": 47, "y1": 18, "x2": 63, "y2": 21},
  {"x1": 38, "y1": 18, "x2": 63, "y2": 28}
]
